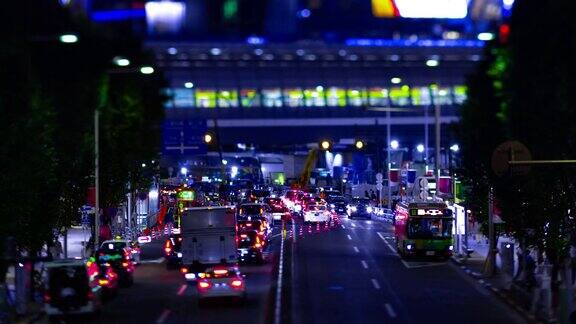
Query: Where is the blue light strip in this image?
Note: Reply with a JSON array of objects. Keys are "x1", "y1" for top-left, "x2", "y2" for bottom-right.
[
  {"x1": 91, "y1": 9, "x2": 146, "y2": 22},
  {"x1": 345, "y1": 38, "x2": 485, "y2": 48}
]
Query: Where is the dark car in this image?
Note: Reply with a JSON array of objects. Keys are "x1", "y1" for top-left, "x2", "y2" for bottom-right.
[
  {"x1": 347, "y1": 197, "x2": 374, "y2": 219},
  {"x1": 238, "y1": 230, "x2": 265, "y2": 264},
  {"x1": 164, "y1": 234, "x2": 183, "y2": 270},
  {"x1": 43, "y1": 260, "x2": 103, "y2": 319},
  {"x1": 96, "y1": 244, "x2": 135, "y2": 287},
  {"x1": 327, "y1": 196, "x2": 347, "y2": 215}
]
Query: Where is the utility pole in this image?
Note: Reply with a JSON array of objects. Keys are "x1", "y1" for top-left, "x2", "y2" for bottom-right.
[
  {"x1": 387, "y1": 109, "x2": 392, "y2": 209},
  {"x1": 94, "y1": 109, "x2": 100, "y2": 249},
  {"x1": 434, "y1": 104, "x2": 441, "y2": 182},
  {"x1": 483, "y1": 186, "x2": 496, "y2": 276}
]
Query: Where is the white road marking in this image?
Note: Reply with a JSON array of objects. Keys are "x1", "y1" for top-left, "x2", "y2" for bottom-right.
[
  {"x1": 377, "y1": 232, "x2": 396, "y2": 253},
  {"x1": 385, "y1": 303, "x2": 397, "y2": 318},
  {"x1": 350, "y1": 222, "x2": 356, "y2": 228},
  {"x1": 156, "y1": 309, "x2": 171, "y2": 324},
  {"x1": 274, "y1": 227, "x2": 286, "y2": 324},
  {"x1": 292, "y1": 221, "x2": 297, "y2": 244},
  {"x1": 347, "y1": 234, "x2": 352, "y2": 240},
  {"x1": 371, "y1": 279, "x2": 381, "y2": 290},
  {"x1": 361, "y1": 260, "x2": 368, "y2": 269},
  {"x1": 140, "y1": 257, "x2": 165, "y2": 264},
  {"x1": 176, "y1": 284, "x2": 187, "y2": 296},
  {"x1": 353, "y1": 246, "x2": 360, "y2": 253},
  {"x1": 341, "y1": 225, "x2": 346, "y2": 229}
]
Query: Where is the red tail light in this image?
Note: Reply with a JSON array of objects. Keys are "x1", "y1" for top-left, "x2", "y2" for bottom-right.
[
  {"x1": 230, "y1": 279, "x2": 243, "y2": 289},
  {"x1": 87, "y1": 290, "x2": 95, "y2": 300},
  {"x1": 180, "y1": 267, "x2": 188, "y2": 274},
  {"x1": 254, "y1": 243, "x2": 262, "y2": 248},
  {"x1": 122, "y1": 262, "x2": 129, "y2": 268},
  {"x1": 198, "y1": 280, "x2": 212, "y2": 290},
  {"x1": 43, "y1": 292, "x2": 51, "y2": 303},
  {"x1": 164, "y1": 247, "x2": 172, "y2": 254},
  {"x1": 214, "y1": 269, "x2": 228, "y2": 275}
]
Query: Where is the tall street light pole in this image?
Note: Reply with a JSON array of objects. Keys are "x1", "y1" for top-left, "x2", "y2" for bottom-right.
[{"x1": 94, "y1": 109, "x2": 100, "y2": 249}]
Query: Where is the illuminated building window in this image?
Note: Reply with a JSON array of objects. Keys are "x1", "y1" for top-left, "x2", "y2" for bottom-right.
[
  {"x1": 430, "y1": 85, "x2": 453, "y2": 105},
  {"x1": 195, "y1": 89, "x2": 216, "y2": 108},
  {"x1": 326, "y1": 87, "x2": 346, "y2": 107},
  {"x1": 303, "y1": 88, "x2": 326, "y2": 107},
  {"x1": 347, "y1": 88, "x2": 367, "y2": 106},
  {"x1": 411, "y1": 87, "x2": 432, "y2": 106},
  {"x1": 240, "y1": 89, "x2": 261, "y2": 107},
  {"x1": 217, "y1": 89, "x2": 238, "y2": 108},
  {"x1": 262, "y1": 88, "x2": 282, "y2": 107},
  {"x1": 165, "y1": 88, "x2": 194, "y2": 108},
  {"x1": 453, "y1": 85, "x2": 467, "y2": 104},
  {"x1": 283, "y1": 88, "x2": 304, "y2": 107},
  {"x1": 368, "y1": 87, "x2": 389, "y2": 106},
  {"x1": 390, "y1": 85, "x2": 411, "y2": 106}
]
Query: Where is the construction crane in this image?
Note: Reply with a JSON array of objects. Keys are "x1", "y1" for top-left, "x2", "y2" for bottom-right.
[{"x1": 298, "y1": 148, "x2": 319, "y2": 188}]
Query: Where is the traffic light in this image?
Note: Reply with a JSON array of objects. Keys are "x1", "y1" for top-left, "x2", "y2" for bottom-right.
[
  {"x1": 320, "y1": 140, "x2": 332, "y2": 151},
  {"x1": 355, "y1": 139, "x2": 364, "y2": 150},
  {"x1": 204, "y1": 132, "x2": 214, "y2": 144}
]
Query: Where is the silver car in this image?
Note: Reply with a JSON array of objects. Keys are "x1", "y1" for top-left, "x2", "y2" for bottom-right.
[{"x1": 196, "y1": 265, "x2": 247, "y2": 303}]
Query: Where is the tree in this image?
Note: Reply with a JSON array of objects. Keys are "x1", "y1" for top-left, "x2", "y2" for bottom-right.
[
  {"x1": 457, "y1": 0, "x2": 576, "y2": 278},
  {"x1": 0, "y1": 0, "x2": 165, "y2": 284}
]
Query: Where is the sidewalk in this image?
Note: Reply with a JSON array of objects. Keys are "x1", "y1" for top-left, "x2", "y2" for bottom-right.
[{"x1": 452, "y1": 236, "x2": 539, "y2": 323}]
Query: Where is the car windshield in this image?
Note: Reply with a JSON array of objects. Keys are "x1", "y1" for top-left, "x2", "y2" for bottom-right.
[
  {"x1": 407, "y1": 218, "x2": 453, "y2": 239},
  {"x1": 240, "y1": 205, "x2": 263, "y2": 215},
  {"x1": 309, "y1": 205, "x2": 326, "y2": 211}
]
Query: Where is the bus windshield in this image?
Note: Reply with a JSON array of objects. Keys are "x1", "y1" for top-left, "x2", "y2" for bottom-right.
[{"x1": 407, "y1": 218, "x2": 452, "y2": 239}]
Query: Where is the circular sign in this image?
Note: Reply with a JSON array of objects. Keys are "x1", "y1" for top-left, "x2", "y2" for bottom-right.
[{"x1": 491, "y1": 141, "x2": 532, "y2": 177}]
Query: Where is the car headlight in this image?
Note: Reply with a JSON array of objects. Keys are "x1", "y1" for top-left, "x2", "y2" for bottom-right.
[
  {"x1": 330, "y1": 204, "x2": 335, "y2": 208},
  {"x1": 366, "y1": 206, "x2": 373, "y2": 213},
  {"x1": 184, "y1": 273, "x2": 196, "y2": 280},
  {"x1": 177, "y1": 252, "x2": 182, "y2": 258},
  {"x1": 350, "y1": 206, "x2": 357, "y2": 212}
]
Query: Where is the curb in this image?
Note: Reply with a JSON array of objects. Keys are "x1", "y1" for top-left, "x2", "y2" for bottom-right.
[{"x1": 450, "y1": 257, "x2": 541, "y2": 323}]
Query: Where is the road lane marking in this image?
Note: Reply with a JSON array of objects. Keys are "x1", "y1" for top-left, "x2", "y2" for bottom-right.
[
  {"x1": 347, "y1": 234, "x2": 352, "y2": 240},
  {"x1": 371, "y1": 279, "x2": 381, "y2": 290},
  {"x1": 353, "y1": 246, "x2": 359, "y2": 253},
  {"x1": 156, "y1": 309, "x2": 171, "y2": 324},
  {"x1": 350, "y1": 222, "x2": 356, "y2": 228},
  {"x1": 341, "y1": 225, "x2": 346, "y2": 229},
  {"x1": 140, "y1": 257, "x2": 165, "y2": 264},
  {"x1": 274, "y1": 227, "x2": 286, "y2": 324},
  {"x1": 361, "y1": 260, "x2": 368, "y2": 269},
  {"x1": 385, "y1": 303, "x2": 397, "y2": 318},
  {"x1": 377, "y1": 232, "x2": 396, "y2": 253},
  {"x1": 176, "y1": 284, "x2": 187, "y2": 296}
]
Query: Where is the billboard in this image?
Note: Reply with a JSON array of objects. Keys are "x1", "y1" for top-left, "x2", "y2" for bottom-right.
[{"x1": 372, "y1": 0, "x2": 468, "y2": 19}]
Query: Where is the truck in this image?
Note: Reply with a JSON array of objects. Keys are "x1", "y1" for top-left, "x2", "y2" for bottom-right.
[{"x1": 179, "y1": 206, "x2": 238, "y2": 281}]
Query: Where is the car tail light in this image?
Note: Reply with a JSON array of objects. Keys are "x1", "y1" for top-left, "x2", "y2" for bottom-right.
[
  {"x1": 180, "y1": 267, "x2": 188, "y2": 274},
  {"x1": 198, "y1": 280, "x2": 212, "y2": 290},
  {"x1": 87, "y1": 290, "x2": 95, "y2": 300},
  {"x1": 254, "y1": 243, "x2": 262, "y2": 248},
  {"x1": 164, "y1": 247, "x2": 172, "y2": 254},
  {"x1": 98, "y1": 279, "x2": 110, "y2": 286},
  {"x1": 230, "y1": 279, "x2": 243, "y2": 289},
  {"x1": 213, "y1": 269, "x2": 228, "y2": 275},
  {"x1": 122, "y1": 262, "x2": 129, "y2": 268},
  {"x1": 43, "y1": 292, "x2": 51, "y2": 303}
]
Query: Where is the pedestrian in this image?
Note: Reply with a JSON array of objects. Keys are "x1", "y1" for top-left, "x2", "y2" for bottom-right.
[
  {"x1": 364, "y1": 190, "x2": 369, "y2": 198},
  {"x1": 370, "y1": 190, "x2": 377, "y2": 201}
]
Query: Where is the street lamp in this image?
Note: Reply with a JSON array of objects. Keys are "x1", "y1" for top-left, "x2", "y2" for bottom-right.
[
  {"x1": 391, "y1": 77, "x2": 402, "y2": 84},
  {"x1": 426, "y1": 59, "x2": 439, "y2": 67},
  {"x1": 390, "y1": 140, "x2": 399, "y2": 150},
  {"x1": 416, "y1": 144, "x2": 425, "y2": 153},
  {"x1": 204, "y1": 133, "x2": 214, "y2": 144},
  {"x1": 113, "y1": 56, "x2": 130, "y2": 67},
  {"x1": 59, "y1": 34, "x2": 78, "y2": 43},
  {"x1": 180, "y1": 167, "x2": 188, "y2": 176},
  {"x1": 355, "y1": 140, "x2": 364, "y2": 150},
  {"x1": 450, "y1": 144, "x2": 460, "y2": 152},
  {"x1": 320, "y1": 140, "x2": 331, "y2": 151},
  {"x1": 184, "y1": 82, "x2": 194, "y2": 89},
  {"x1": 139, "y1": 66, "x2": 154, "y2": 75}
]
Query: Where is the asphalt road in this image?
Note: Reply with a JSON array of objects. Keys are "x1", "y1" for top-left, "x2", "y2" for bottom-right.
[
  {"x1": 41, "y1": 228, "x2": 282, "y2": 324},
  {"x1": 290, "y1": 215, "x2": 527, "y2": 324},
  {"x1": 39, "y1": 214, "x2": 526, "y2": 324}
]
